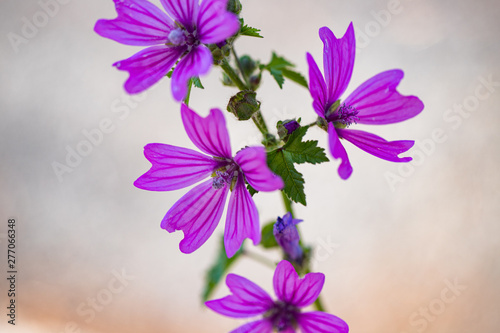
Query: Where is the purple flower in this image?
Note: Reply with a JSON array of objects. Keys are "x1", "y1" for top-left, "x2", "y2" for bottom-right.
[
  {"x1": 274, "y1": 212, "x2": 303, "y2": 263},
  {"x1": 206, "y1": 260, "x2": 349, "y2": 333},
  {"x1": 134, "y1": 104, "x2": 284, "y2": 257},
  {"x1": 94, "y1": 0, "x2": 240, "y2": 100},
  {"x1": 307, "y1": 23, "x2": 424, "y2": 179}
]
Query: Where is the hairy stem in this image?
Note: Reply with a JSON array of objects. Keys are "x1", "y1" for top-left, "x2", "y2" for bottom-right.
[
  {"x1": 232, "y1": 48, "x2": 250, "y2": 88},
  {"x1": 251, "y1": 109, "x2": 269, "y2": 136},
  {"x1": 184, "y1": 78, "x2": 193, "y2": 106},
  {"x1": 281, "y1": 190, "x2": 295, "y2": 217},
  {"x1": 220, "y1": 58, "x2": 247, "y2": 91},
  {"x1": 242, "y1": 249, "x2": 276, "y2": 269}
]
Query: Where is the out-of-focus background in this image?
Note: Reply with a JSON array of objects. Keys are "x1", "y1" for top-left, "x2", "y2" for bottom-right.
[{"x1": 1, "y1": 0, "x2": 499, "y2": 332}]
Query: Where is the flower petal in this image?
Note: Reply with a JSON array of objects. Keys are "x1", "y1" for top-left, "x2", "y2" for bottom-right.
[
  {"x1": 229, "y1": 319, "x2": 274, "y2": 333},
  {"x1": 95, "y1": 0, "x2": 174, "y2": 46},
  {"x1": 328, "y1": 124, "x2": 353, "y2": 180},
  {"x1": 319, "y1": 23, "x2": 356, "y2": 105},
  {"x1": 197, "y1": 0, "x2": 240, "y2": 44},
  {"x1": 337, "y1": 128, "x2": 414, "y2": 163},
  {"x1": 171, "y1": 45, "x2": 212, "y2": 101},
  {"x1": 234, "y1": 147, "x2": 284, "y2": 192},
  {"x1": 273, "y1": 260, "x2": 325, "y2": 308},
  {"x1": 161, "y1": 179, "x2": 228, "y2": 254},
  {"x1": 344, "y1": 69, "x2": 424, "y2": 125},
  {"x1": 306, "y1": 52, "x2": 328, "y2": 118},
  {"x1": 134, "y1": 143, "x2": 216, "y2": 191},
  {"x1": 205, "y1": 274, "x2": 274, "y2": 318},
  {"x1": 181, "y1": 104, "x2": 232, "y2": 159},
  {"x1": 160, "y1": 0, "x2": 199, "y2": 30},
  {"x1": 114, "y1": 45, "x2": 184, "y2": 94},
  {"x1": 224, "y1": 177, "x2": 260, "y2": 257},
  {"x1": 297, "y1": 311, "x2": 349, "y2": 333}
]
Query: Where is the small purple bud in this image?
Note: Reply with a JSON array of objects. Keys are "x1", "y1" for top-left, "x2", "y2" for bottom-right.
[
  {"x1": 273, "y1": 213, "x2": 303, "y2": 262},
  {"x1": 283, "y1": 120, "x2": 300, "y2": 134},
  {"x1": 277, "y1": 119, "x2": 301, "y2": 140}
]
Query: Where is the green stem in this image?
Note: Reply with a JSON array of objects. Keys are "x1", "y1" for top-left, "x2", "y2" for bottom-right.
[
  {"x1": 232, "y1": 48, "x2": 250, "y2": 88},
  {"x1": 220, "y1": 58, "x2": 247, "y2": 91},
  {"x1": 281, "y1": 190, "x2": 294, "y2": 217},
  {"x1": 242, "y1": 249, "x2": 276, "y2": 269},
  {"x1": 184, "y1": 79, "x2": 193, "y2": 106},
  {"x1": 251, "y1": 110, "x2": 269, "y2": 136},
  {"x1": 314, "y1": 296, "x2": 326, "y2": 311}
]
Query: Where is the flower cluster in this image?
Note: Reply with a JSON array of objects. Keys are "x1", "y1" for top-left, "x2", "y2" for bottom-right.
[{"x1": 95, "y1": 0, "x2": 423, "y2": 332}]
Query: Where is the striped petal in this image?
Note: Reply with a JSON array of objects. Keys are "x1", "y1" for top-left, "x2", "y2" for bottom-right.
[
  {"x1": 337, "y1": 128, "x2": 414, "y2": 163},
  {"x1": 344, "y1": 70, "x2": 424, "y2": 125},
  {"x1": 328, "y1": 124, "x2": 353, "y2": 180},
  {"x1": 160, "y1": 0, "x2": 199, "y2": 30},
  {"x1": 197, "y1": 0, "x2": 240, "y2": 44},
  {"x1": 230, "y1": 319, "x2": 274, "y2": 333},
  {"x1": 234, "y1": 147, "x2": 284, "y2": 192},
  {"x1": 181, "y1": 104, "x2": 232, "y2": 159},
  {"x1": 307, "y1": 52, "x2": 328, "y2": 118},
  {"x1": 161, "y1": 179, "x2": 228, "y2": 254},
  {"x1": 171, "y1": 45, "x2": 212, "y2": 101},
  {"x1": 297, "y1": 311, "x2": 349, "y2": 333},
  {"x1": 224, "y1": 177, "x2": 260, "y2": 257},
  {"x1": 114, "y1": 45, "x2": 184, "y2": 94},
  {"x1": 273, "y1": 260, "x2": 325, "y2": 308},
  {"x1": 95, "y1": 0, "x2": 174, "y2": 46},
  {"x1": 134, "y1": 143, "x2": 216, "y2": 191}
]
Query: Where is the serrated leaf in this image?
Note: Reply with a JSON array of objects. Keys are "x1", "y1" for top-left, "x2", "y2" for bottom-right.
[
  {"x1": 269, "y1": 68, "x2": 284, "y2": 89},
  {"x1": 260, "y1": 221, "x2": 278, "y2": 248},
  {"x1": 239, "y1": 19, "x2": 263, "y2": 38},
  {"x1": 283, "y1": 126, "x2": 329, "y2": 165},
  {"x1": 267, "y1": 52, "x2": 294, "y2": 69},
  {"x1": 202, "y1": 236, "x2": 241, "y2": 302},
  {"x1": 267, "y1": 149, "x2": 306, "y2": 206},
  {"x1": 281, "y1": 68, "x2": 308, "y2": 88},
  {"x1": 191, "y1": 76, "x2": 204, "y2": 89}
]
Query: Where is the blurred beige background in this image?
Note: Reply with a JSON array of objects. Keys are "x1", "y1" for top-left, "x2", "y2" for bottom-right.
[{"x1": 1, "y1": 0, "x2": 499, "y2": 332}]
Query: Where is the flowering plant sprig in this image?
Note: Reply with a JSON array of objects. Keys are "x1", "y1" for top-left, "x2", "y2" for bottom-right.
[{"x1": 95, "y1": 0, "x2": 423, "y2": 331}]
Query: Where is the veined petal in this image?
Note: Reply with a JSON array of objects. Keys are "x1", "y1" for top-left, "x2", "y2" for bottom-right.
[
  {"x1": 114, "y1": 45, "x2": 184, "y2": 94},
  {"x1": 273, "y1": 260, "x2": 325, "y2": 308},
  {"x1": 161, "y1": 179, "x2": 228, "y2": 254},
  {"x1": 160, "y1": 0, "x2": 199, "y2": 30},
  {"x1": 94, "y1": 0, "x2": 174, "y2": 46},
  {"x1": 134, "y1": 143, "x2": 217, "y2": 191},
  {"x1": 337, "y1": 128, "x2": 414, "y2": 162},
  {"x1": 328, "y1": 124, "x2": 353, "y2": 180},
  {"x1": 297, "y1": 311, "x2": 349, "y2": 333},
  {"x1": 306, "y1": 52, "x2": 328, "y2": 118},
  {"x1": 224, "y1": 177, "x2": 260, "y2": 257},
  {"x1": 230, "y1": 319, "x2": 274, "y2": 333},
  {"x1": 181, "y1": 104, "x2": 232, "y2": 159},
  {"x1": 205, "y1": 274, "x2": 274, "y2": 318},
  {"x1": 197, "y1": 0, "x2": 240, "y2": 44},
  {"x1": 234, "y1": 147, "x2": 284, "y2": 192},
  {"x1": 320, "y1": 23, "x2": 356, "y2": 105},
  {"x1": 171, "y1": 45, "x2": 212, "y2": 101},
  {"x1": 344, "y1": 70, "x2": 424, "y2": 125}
]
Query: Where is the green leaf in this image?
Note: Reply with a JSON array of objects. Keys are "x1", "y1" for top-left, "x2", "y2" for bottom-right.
[
  {"x1": 202, "y1": 236, "x2": 241, "y2": 302},
  {"x1": 260, "y1": 221, "x2": 278, "y2": 248},
  {"x1": 269, "y1": 68, "x2": 284, "y2": 89},
  {"x1": 267, "y1": 148, "x2": 306, "y2": 205},
  {"x1": 267, "y1": 52, "x2": 294, "y2": 69},
  {"x1": 191, "y1": 76, "x2": 204, "y2": 89},
  {"x1": 281, "y1": 68, "x2": 308, "y2": 88},
  {"x1": 247, "y1": 183, "x2": 258, "y2": 196},
  {"x1": 239, "y1": 19, "x2": 263, "y2": 38},
  {"x1": 284, "y1": 127, "x2": 329, "y2": 165}
]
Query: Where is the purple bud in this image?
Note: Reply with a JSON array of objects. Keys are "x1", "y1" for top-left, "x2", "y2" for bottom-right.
[
  {"x1": 273, "y1": 212, "x2": 303, "y2": 262},
  {"x1": 283, "y1": 120, "x2": 300, "y2": 134}
]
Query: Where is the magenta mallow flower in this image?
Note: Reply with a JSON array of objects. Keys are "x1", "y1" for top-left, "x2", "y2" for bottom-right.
[
  {"x1": 134, "y1": 104, "x2": 284, "y2": 257},
  {"x1": 274, "y1": 212, "x2": 303, "y2": 263},
  {"x1": 95, "y1": 0, "x2": 240, "y2": 100},
  {"x1": 206, "y1": 260, "x2": 349, "y2": 333},
  {"x1": 307, "y1": 23, "x2": 424, "y2": 179}
]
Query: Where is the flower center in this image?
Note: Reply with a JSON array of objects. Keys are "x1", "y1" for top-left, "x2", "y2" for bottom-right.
[
  {"x1": 265, "y1": 301, "x2": 300, "y2": 331},
  {"x1": 167, "y1": 27, "x2": 199, "y2": 49},
  {"x1": 211, "y1": 160, "x2": 239, "y2": 190},
  {"x1": 326, "y1": 102, "x2": 359, "y2": 128}
]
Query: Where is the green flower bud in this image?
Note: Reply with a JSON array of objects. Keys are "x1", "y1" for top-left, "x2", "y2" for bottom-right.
[
  {"x1": 227, "y1": 91, "x2": 260, "y2": 121},
  {"x1": 226, "y1": 0, "x2": 242, "y2": 15}
]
